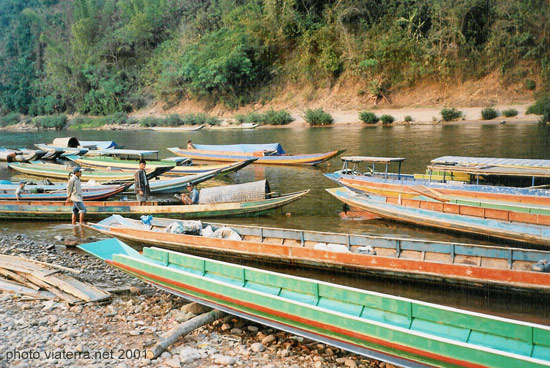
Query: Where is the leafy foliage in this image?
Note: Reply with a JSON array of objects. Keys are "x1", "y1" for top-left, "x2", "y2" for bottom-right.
[
  {"x1": 527, "y1": 96, "x2": 550, "y2": 115},
  {"x1": 235, "y1": 110, "x2": 293, "y2": 125},
  {"x1": 404, "y1": 115, "x2": 413, "y2": 122},
  {"x1": 502, "y1": 109, "x2": 518, "y2": 117},
  {"x1": 359, "y1": 111, "x2": 379, "y2": 124},
  {"x1": 33, "y1": 114, "x2": 67, "y2": 130},
  {"x1": 440, "y1": 107, "x2": 463, "y2": 121},
  {"x1": 524, "y1": 79, "x2": 536, "y2": 90},
  {"x1": 0, "y1": 112, "x2": 22, "y2": 127},
  {"x1": 304, "y1": 108, "x2": 334, "y2": 126},
  {"x1": 380, "y1": 114, "x2": 395, "y2": 124},
  {"x1": 481, "y1": 107, "x2": 499, "y2": 120}
]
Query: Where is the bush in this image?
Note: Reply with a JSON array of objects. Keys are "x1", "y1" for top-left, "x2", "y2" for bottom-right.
[
  {"x1": 481, "y1": 107, "x2": 499, "y2": 120},
  {"x1": 304, "y1": 109, "x2": 334, "y2": 126},
  {"x1": 440, "y1": 107, "x2": 463, "y2": 121},
  {"x1": 404, "y1": 115, "x2": 413, "y2": 122},
  {"x1": 380, "y1": 114, "x2": 395, "y2": 124},
  {"x1": 69, "y1": 116, "x2": 97, "y2": 130},
  {"x1": 502, "y1": 109, "x2": 518, "y2": 117},
  {"x1": 0, "y1": 112, "x2": 21, "y2": 127},
  {"x1": 97, "y1": 112, "x2": 131, "y2": 125},
  {"x1": 359, "y1": 111, "x2": 379, "y2": 124},
  {"x1": 527, "y1": 96, "x2": 550, "y2": 115},
  {"x1": 263, "y1": 110, "x2": 293, "y2": 125},
  {"x1": 180, "y1": 113, "x2": 221, "y2": 126},
  {"x1": 139, "y1": 117, "x2": 165, "y2": 127},
  {"x1": 524, "y1": 79, "x2": 536, "y2": 90},
  {"x1": 33, "y1": 115, "x2": 67, "y2": 130},
  {"x1": 235, "y1": 110, "x2": 293, "y2": 126}
]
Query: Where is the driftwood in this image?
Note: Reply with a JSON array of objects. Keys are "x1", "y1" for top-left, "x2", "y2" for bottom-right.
[{"x1": 148, "y1": 309, "x2": 226, "y2": 359}]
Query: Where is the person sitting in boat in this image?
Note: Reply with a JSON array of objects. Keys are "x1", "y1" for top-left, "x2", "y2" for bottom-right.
[
  {"x1": 134, "y1": 159, "x2": 150, "y2": 205},
  {"x1": 187, "y1": 140, "x2": 195, "y2": 150},
  {"x1": 181, "y1": 183, "x2": 199, "y2": 205},
  {"x1": 15, "y1": 181, "x2": 27, "y2": 201}
]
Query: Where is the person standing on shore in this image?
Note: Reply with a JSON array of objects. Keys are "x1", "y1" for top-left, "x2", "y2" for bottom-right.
[
  {"x1": 65, "y1": 167, "x2": 86, "y2": 225},
  {"x1": 15, "y1": 181, "x2": 26, "y2": 201},
  {"x1": 134, "y1": 159, "x2": 150, "y2": 205}
]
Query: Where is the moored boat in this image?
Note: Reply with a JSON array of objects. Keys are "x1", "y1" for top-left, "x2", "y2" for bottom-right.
[
  {"x1": 0, "y1": 182, "x2": 309, "y2": 220},
  {"x1": 79, "y1": 238, "x2": 550, "y2": 368},
  {"x1": 326, "y1": 187, "x2": 550, "y2": 247},
  {"x1": 168, "y1": 143, "x2": 345, "y2": 166},
  {"x1": 8, "y1": 161, "x2": 172, "y2": 182},
  {"x1": 68, "y1": 155, "x2": 257, "y2": 176},
  {"x1": 0, "y1": 182, "x2": 130, "y2": 201},
  {"x1": 149, "y1": 124, "x2": 205, "y2": 132},
  {"x1": 0, "y1": 148, "x2": 43, "y2": 162},
  {"x1": 85, "y1": 215, "x2": 550, "y2": 294}
]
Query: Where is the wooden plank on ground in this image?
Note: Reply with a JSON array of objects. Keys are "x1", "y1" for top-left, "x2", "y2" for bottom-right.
[
  {"x1": 0, "y1": 255, "x2": 80, "y2": 274},
  {"x1": 47, "y1": 273, "x2": 111, "y2": 302},
  {"x1": 22, "y1": 273, "x2": 79, "y2": 304},
  {"x1": 0, "y1": 268, "x2": 41, "y2": 290},
  {"x1": 0, "y1": 277, "x2": 55, "y2": 299}
]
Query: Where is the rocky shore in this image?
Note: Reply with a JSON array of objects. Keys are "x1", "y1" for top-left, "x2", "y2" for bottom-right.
[{"x1": 0, "y1": 232, "x2": 397, "y2": 368}]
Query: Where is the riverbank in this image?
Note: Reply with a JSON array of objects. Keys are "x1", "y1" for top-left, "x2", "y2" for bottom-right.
[
  {"x1": 0, "y1": 232, "x2": 391, "y2": 368},
  {"x1": 0, "y1": 103, "x2": 540, "y2": 132}
]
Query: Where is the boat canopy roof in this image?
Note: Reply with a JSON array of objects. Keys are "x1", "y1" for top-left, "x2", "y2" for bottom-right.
[
  {"x1": 80, "y1": 141, "x2": 118, "y2": 149},
  {"x1": 431, "y1": 156, "x2": 550, "y2": 169},
  {"x1": 193, "y1": 143, "x2": 285, "y2": 154},
  {"x1": 199, "y1": 179, "x2": 269, "y2": 204},
  {"x1": 52, "y1": 137, "x2": 80, "y2": 148},
  {"x1": 341, "y1": 156, "x2": 406, "y2": 164}
]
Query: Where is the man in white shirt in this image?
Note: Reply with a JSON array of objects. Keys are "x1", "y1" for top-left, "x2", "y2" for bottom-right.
[
  {"x1": 15, "y1": 181, "x2": 26, "y2": 201},
  {"x1": 65, "y1": 167, "x2": 86, "y2": 224}
]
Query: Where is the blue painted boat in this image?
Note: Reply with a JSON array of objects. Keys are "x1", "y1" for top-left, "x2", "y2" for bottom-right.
[{"x1": 326, "y1": 187, "x2": 550, "y2": 247}]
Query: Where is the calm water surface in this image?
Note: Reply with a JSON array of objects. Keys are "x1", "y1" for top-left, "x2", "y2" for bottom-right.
[{"x1": 1, "y1": 122, "x2": 550, "y2": 324}]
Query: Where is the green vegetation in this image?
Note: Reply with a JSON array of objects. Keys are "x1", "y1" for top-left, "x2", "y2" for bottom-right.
[
  {"x1": 404, "y1": 115, "x2": 413, "y2": 122},
  {"x1": 33, "y1": 115, "x2": 67, "y2": 130},
  {"x1": 502, "y1": 108, "x2": 518, "y2": 117},
  {"x1": 304, "y1": 109, "x2": 334, "y2": 126},
  {"x1": 1, "y1": 1, "x2": 549, "y2": 116},
  {"x1": 235, "y1": 110, "x2": 293, "y2": 126},
  {"x1": 481, "y1": 107, "x2": 499, "y2": 120},
  {"x1": 359, "y1": 111, "x2": 379, "y2": 124},
  {"x1": 139, "y1": 113, "x2": 220, "y2": 127},
  {"x1": 440, "y1": 107, "x2": 463, "y2": 121},
  {"x1": 380, "y1": 114, "x2": 395, "y2": 124},
  {"x1": 0, "y1": 113, "x2": 21, "y2": 127}
]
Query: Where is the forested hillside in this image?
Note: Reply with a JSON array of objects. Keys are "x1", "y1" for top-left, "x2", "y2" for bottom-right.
[{"x1": 1, "y1": 0, "x2": 549, "y2": 116}]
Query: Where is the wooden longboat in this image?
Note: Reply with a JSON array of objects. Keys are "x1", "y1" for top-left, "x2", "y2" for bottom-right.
[
  {"x1": 0, "y1": 190, "x2": 309, "y2": 220},
  {"x1": 85, "y1": 215, "x2": 550, "y2": 294},
  {"x1": 0, "y1": 183, "x2": 130, "y2": 201},
  {"x1": 136, "y1": 169, "x2": 220, "y2": 194},
  {"x1": 167, "y1": 144, "x2": 345, "y2": 166},
  {"x1": 326, "y1": 187, "x2": 550, "y2": 247},
  {"x1": 149, "y1": 124, "x2": 205, "y2": 132},
  {"x1": 79, "y1": 238, "x2": 550, "y2": 368},
  {"x1": 7, "y1": 162, "x2": 172, "y2": 182},
  {"x1": 69, "y1": 155, "x2": 257, "y2": 176}
]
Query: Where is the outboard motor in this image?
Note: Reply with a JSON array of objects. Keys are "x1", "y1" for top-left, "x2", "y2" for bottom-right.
[{"x1": 532, "y1": 259, "x2": 550, "y2": 272}]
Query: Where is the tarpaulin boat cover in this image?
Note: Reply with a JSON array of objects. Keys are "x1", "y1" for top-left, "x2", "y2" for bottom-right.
[
  {"x1": 80, "y1": 141, "x2": 118, "y2": 149},
  {"x1": 198, "y1": 180, "x2": 270, "y2": 204},
  {"x1": 193, "y1": 143, "x2": 285, "y2": 155}
]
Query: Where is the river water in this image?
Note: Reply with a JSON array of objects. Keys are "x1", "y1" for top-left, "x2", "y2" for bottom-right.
[{"x1": 1, "y1": 121, "x2": 550, "y2": 324}]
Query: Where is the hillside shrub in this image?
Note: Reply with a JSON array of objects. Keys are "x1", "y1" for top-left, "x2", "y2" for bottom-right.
[
  {"x1": 33, "y1": 115, "x2": 67, "y2": 130},
  {"x1": 69, "y1": 116, "x2": 97, "y2": 129},
  {"x1": 181, "y1": 113, "x2": 221, "y2": 126},
  {"x1": 139, "y1": 117, "x2": 165, "y2": 127},
  {"x1": 502, "y1": 109, "x2": 518, "y2": 117},
  {"x1": 524, "y1": 79, "x2": 536, "y2": 90},
  {"x1": 304, "y1": 109, "x2": 334, "y2": 126},
  {"x1": 0, "y1": 112, "x2": 21, "y2": 127},
  {"x1": 404, "y1": 115, "x2": 413, "y2": 122},
  {"x1": 527, "y1": 96, "x2": 550, "y2": 115},
  {"x1": 440, "y1": 108, "x2": 463, "y2": 121},
  {"x1": 380, "y1": 114, "x2": 395, "y2": 124},
  {"x1": 97, "y1": 112, "x2": 132, "y2": 125},
  {"x1": 359, "y1": 111, "x2": 379, "y2": 124},
  {"x1": 236, "y1": 110, "x2": 293, "y2": 126},
  {"x1": 481, "y1": 107, "x2": 499, "y2": 120}
]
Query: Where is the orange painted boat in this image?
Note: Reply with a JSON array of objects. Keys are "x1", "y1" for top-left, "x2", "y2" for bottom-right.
[{"x1": 84, "y1": 215, "x2": 550, "y2": 294}]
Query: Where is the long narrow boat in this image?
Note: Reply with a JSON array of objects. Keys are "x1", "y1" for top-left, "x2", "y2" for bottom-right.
[
  {"x1": 150, "y1": 124, "x2": 205, "y2": 132},
  {"x1": 326, "y1": 187, "x2": 550, "y2": 247},
  {"x1": 132, "y1": 169, "x2": 220, "y2": 194},
  {"x1": 167, "y1": 143, "x2": 345, "y2": 166},
  {"x1": 0, "y1": 190, "x2": 309, "y2": 220},
  {"x1": 325, "y1": 156, "x2": 550, "y2": 206},
  {"x1": 85, "y1": 215, "x2": 550, "y2": 294},
  {"x1": 69, "y1": 155, "x2": 257, "y2": 176},
  {"x1": 0, "y1": 182, "x2": 130, "y2": 201},
  {"x1": 79, "y1": 238, "x2": 550, "y2": 368},
  {"x1": 8, "y1": 162, "x2": 172, "y2": 182},
  {"x1": 0, "y1": 148, "x2": 42, "y2": 163}
]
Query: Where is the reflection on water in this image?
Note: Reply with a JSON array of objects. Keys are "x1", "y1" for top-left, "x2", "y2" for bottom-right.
[{"x1": 1, "y1": 122, "x2": 550, "y2": 324}]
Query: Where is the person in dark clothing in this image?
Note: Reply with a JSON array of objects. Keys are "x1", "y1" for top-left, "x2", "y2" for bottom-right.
[{"x1": 134, "y1": 159, "x2": 150, "y2": 205}]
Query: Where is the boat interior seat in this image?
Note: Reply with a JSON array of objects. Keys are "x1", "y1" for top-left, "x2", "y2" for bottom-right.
[{"x1": 265, "y1": 191, "x2": 280, "y2": 199}]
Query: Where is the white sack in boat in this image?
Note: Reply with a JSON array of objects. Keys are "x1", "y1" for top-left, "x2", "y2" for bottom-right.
[
  {"x1": 212, "y1": 226, "x2": 242, "y2": 241},
  {"x1": 313, "y1": 243, "x2": 350, "y2": 253}
]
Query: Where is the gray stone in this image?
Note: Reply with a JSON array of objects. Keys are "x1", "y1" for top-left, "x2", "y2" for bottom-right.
[
  {"x1": 250, "y1": 343, "x2": 265, "y2": 352},
  {"x1": 261, "y1": 335, "x2": 276, "y2": 345},
  {"x1": 215, "y1": 355, "x2": 237, "y2": 366},
  {"x1": 180, "y1": 302, "x2": 210, "y2": 314},
  {"x1": 160, "y1": 351, "x2": 172, "y2": 359},
  {"x1": 247, "y1": 326, "x2": 259, "y2": 333},
  {"x1": 165, "y1": 356, "x2": 181, "y2": 368}
]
